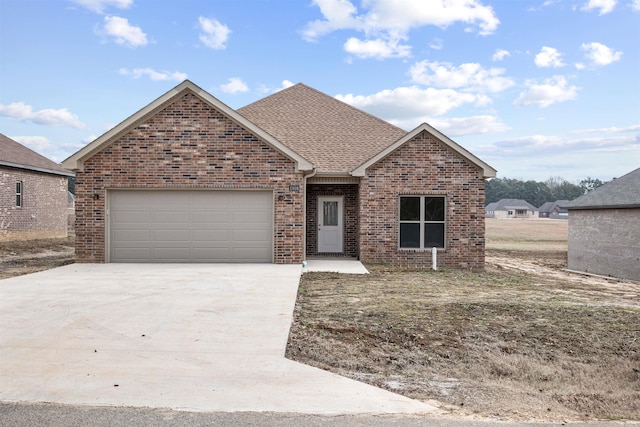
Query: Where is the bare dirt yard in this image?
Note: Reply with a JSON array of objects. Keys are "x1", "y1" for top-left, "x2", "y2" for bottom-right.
[
  {"x1": 0, "y1": 237, "x2": 75, "y2": 280},
  {"x1": 1, "y1": 221, "x2": 638, "y2": 422},
  {"x1": 286, "y1": 219, "x2": 640, "y2": 422}
]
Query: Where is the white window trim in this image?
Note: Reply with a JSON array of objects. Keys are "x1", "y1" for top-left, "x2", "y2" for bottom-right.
[{"x1": 398, "y1": 195, "x2": 446, "y2": 250}]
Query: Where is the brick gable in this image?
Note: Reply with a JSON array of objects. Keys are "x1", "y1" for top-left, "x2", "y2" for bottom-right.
[
  {"x1": 75, "y1": 92, "x2": 304, "y2": 262},
  {"x1": 358, "y1": 130, "x2": 486, "y2": 269}
]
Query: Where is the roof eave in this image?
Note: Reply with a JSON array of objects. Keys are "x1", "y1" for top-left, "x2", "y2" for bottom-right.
[
  {"x1": 565, "y1": 204, "x2": 640, "y2": 210},
  {"x1": 1, "y1": 160, "x2": 74, "y2": 177},
  {"x1": 62, "y1": 80, "x2": 314, "y2": 173},
  {"x1": 350, "y1": 122, "x2": 497, "y2": 178}
]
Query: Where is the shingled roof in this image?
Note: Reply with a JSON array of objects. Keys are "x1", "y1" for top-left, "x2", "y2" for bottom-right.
[
  {"x1": 563, "y1": 167, "x2": 640, "y2": 209},
  {"x1": 0, "y1": 133, "x2": 73, "y2": 176},
  {"x1": 487, "y1": 198, "x2": 538, "y2": 211},
  {"x1": 238, "y1": 84, "x2": 407, "y2": 174}
]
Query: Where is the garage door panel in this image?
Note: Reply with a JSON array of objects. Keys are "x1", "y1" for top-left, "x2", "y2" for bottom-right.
[
  {"x1": 112, "y1": 211, "x2": 152, "y2": 224},
  {"x1": 233, "y1": 211, "x2": 271, "y2": 224},
  {"x1": 112, "y1": 191, "x2": 151, "y2": 207},
  {"x1": 233, "y1": 229, "x2": 270, "y2": 242},
  {"x1": 193, "y1": 229, "x2": 230, "y2": 241},
  {"x1": 232, "y1": 247, "x2": 271, "y2": 260},
  {"x1": 112, "y1": 247, "x2": 152, "y2": 261},
  {"x1": 153, "y1": 248, "x2": 193, "y2": 261},
  {"x1": 192, "y1": 247, "x2": 231, "y2": 259},
  {"x1": 193, "y1": 211, "x2": 229, "y2": 223},
  {"x1": 153, "y1": 230, "x2": 191, "y2": 247},
  {"x1": 113, "y1": 229, "x2": 152, "y2": 242},
  {"x1": 109, "y1": 190, "x2": 272, "y2": 263},
  {"x1": 154, "y1": 211, "x2": 191, "y2": 222}
]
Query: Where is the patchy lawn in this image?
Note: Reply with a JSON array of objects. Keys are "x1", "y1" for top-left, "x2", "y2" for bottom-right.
[
  {"x1": 2, "y1": 221, "x2": 638, "y2": 421},
  {"x1": 286, "y1": 220, "x2": 640, "y2": 422}
]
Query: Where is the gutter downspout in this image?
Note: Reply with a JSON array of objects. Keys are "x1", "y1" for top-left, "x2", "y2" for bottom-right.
[{"x1": 302, "y1": 166, "x2": 318, "y2": 264}]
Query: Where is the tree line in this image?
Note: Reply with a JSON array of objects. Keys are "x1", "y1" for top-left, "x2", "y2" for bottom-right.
[{"x1": 486, "y1": 177, "x2": 607, "y2": 207}]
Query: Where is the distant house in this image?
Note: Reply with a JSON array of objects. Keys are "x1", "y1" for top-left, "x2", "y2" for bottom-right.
[
  {"x1": 0, "y1": 133, "x2": 74, "y2": 240},
  {"x1": 538, "y1": 200, "x2": 569, "y2": 219},
  {"x1": 563, "y1": 168, "x2": 640, "y2": 281},
  {"x1": 485, "y1": 199, "x2": 538, "y2": 219}
]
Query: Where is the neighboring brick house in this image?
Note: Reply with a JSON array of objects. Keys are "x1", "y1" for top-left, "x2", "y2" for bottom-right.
[
  {"x1": 485, "y1": 199, "x2": 538, "y2": 219},
  {"x1": 1, "y1": 133, "x2": 73, "y2": 240},
  {"x1": 563, "y1": 167, "x2": 640, "y2": 281},
  {"x1": 62, "y1": 80, "x2": 496, "y2": 269},
  {"x1": 538, "y1": 200, "x2": 569, "y2": 219}
]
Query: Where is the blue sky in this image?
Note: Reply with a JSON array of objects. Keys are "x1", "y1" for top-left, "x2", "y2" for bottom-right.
[{"x1": 1, "y1": 0, "x2": 638, "y2": 182}]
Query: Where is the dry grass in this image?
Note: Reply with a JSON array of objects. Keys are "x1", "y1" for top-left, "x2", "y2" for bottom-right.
[
  {"x1": 286, "y1": 220, "x2": 640, "y2": 422},
  {"x1": 486, "y1": 218, "x2": 568, "y2": 251}
]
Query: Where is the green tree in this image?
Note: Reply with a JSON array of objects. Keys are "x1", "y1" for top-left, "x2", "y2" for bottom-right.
[
  {"x1": 550, "y1": 180, "x2": 583, "y2": 201},
  {"x1": 486, "y1": 176, "x2": 592, "y2": 206},
  {"x1": 579, "y1": 177, "x2": 606, "y2": 193}
]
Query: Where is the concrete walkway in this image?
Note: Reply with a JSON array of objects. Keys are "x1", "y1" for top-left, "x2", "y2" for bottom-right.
[
  {"x1": 0, "y1": 264, "x2": 435, "y2": 415},
  {"x1": 304, "y1": 259, "x2": 369, "y2": 274}
]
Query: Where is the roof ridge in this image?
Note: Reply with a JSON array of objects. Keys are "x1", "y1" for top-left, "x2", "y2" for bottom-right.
[
  {"x1": 239, "y1": 83, "x2": 407, "y2": 135},
  {"x1": 298, "y1": 84, "x2": 408, "y2": 135}
]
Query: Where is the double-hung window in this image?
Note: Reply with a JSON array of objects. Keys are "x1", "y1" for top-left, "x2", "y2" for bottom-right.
[
  {"x1": 399, "y1": 196, "x2": 445, "y2": 249},
  {"x1": 16, "y1": 181, "x2": 23, "y2": 207}
]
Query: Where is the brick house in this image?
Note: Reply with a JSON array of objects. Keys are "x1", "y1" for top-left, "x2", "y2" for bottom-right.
[
  {"x1": 563, "y1": 167, "x2": 640, "y2": 281},
  {"x1": 62, "y1": 80, "x2": 496, "y2": 269},
  {"x1": 485, "y1": 199, "x2": 538, "y2": 219},
  {"x1": 538, "y1": 200, "x2": 569, "y2": 219},
  {"x1": 1, "y1": 133, "x2": 73, "y2": 240}
]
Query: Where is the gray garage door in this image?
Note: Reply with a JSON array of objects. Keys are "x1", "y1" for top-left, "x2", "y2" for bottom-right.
[{"x1": 109, "y1": 190, "x2": 273, "y2": 263}]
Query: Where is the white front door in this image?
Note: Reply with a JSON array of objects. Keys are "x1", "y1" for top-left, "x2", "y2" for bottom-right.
[{"x1": 317, "y1": 196, "x2": 343, "y2": 253}]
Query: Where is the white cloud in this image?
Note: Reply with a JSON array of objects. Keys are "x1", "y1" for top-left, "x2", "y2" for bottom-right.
[
  {"x1": 344, "y1": 36, "x2": 411, "y2": 59},
  {"x1": 11, "y1": 136, "x2": 54, "y2": 154},
  {"x1": 60, "y1": 135, "x2": 96, "y2": 153},
  {"x1": 633, "y1": 0, "x2": 640, "y2": 10},
  {"x1": 219, "y1": 77, "x2": 249, "y2": 94},
  {"x1": 198, "y1": 17, "x2": 231, "y2": 50},
  {"x1": 582, "y1": 0, "x2": 617, "y2": 14},
  {"x1": 258, "y1": 80, "x2": 296, "y2": 94},
  {"x1": 71, "y1": 0, "x2": 132, "y2": 13},
  {"x1": 581, "y1": 42, "x2": 622, "y2": 66},
  {"x1": 534, "y1": 46, "x2": 565, "y2": 68},
  {"x1": 100, "y1": 15, "x2": 147, "y2": 47},
  {"x1": 429, "y1": 38, "x2": 444, "y2": 50},
  {"x1": 492, "y1": 49, "x2": 510, "y2": 61},
  {"x1": 392, "y1": 115, "x2": 510, "y2": 135},
  {"x1": 514, "y1": 76, "x2": 579, "y2": 107},
  {"x1": 0, "y1": 102, "x2": 85, "y2": 128},
  {"x1": 336, "y1": 86, "x2": 488, "y2": 119},
  {"x1": 302, "y1": 0, "x2": 361, "y2": 40},
  {"x1": 303, "y1": 0, "x2": 499, "y2": 58},
  {"x1": 409, "y1": 60, "x2": 515, "y2": 93},
  {"x1": 119, "y1": 68, "x2": 187, "y2": 81},
  {"x1": 569, "y1": 124, "x2": 640, "y2": 134},
  {"x1": 492, "y1": 133, "x2": 636, "y2": 156}
]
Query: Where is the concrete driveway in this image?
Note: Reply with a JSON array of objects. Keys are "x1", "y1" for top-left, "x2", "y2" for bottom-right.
[{"x1": 0, "y1": 264, "x2": 436, "y2": 415}]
